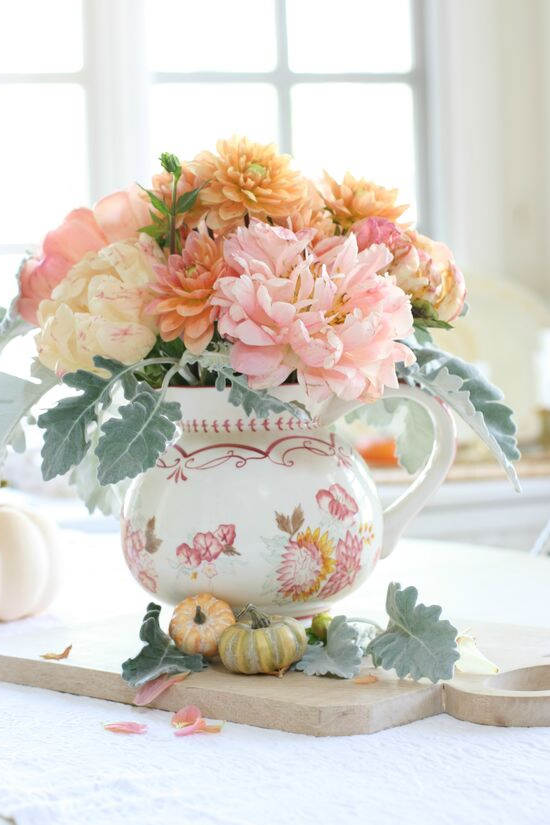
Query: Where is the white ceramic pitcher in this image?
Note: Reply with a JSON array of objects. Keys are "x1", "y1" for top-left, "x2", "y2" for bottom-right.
[{"x1": 122, "y1": 384, "x2": 456, "y2": 618}]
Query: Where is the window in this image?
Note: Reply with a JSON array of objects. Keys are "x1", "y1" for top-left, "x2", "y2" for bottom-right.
[{"x1": 0, "y1": 0, "x2": 427, "y2": 309}]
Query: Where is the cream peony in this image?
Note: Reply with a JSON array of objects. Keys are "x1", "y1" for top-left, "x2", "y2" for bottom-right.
[{"x1": 36, "y1": 237, "x2": 162, "y2": 376}]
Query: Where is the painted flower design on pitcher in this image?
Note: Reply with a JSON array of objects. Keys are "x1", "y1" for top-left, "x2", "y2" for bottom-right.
[
  {"x1": 175, "y1": 523, "x2": 240, "y2": 580},
  {"x1": 122, "y1": 517, "x2": 161, "y2": 593},
  {"x1": 316, "y1": 483, "x2": 359, "y2": 525},
  {"x1": 260, "y1": 484, "x2": 378, "y2": 604}
]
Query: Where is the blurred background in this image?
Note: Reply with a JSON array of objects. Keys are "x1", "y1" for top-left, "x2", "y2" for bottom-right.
[{"x1": 1, "y1": 0, "x2": 549, "y2": 550}]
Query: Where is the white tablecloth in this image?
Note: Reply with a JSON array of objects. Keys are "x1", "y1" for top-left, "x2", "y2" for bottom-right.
[{"x1": 1, "y1": 530, "x2": 550, "y2": 825}]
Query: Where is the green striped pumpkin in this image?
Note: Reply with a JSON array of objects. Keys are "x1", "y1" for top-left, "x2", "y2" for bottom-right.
[{"x1": 218, "y1": 605, "x2": 307, "y2": 674}]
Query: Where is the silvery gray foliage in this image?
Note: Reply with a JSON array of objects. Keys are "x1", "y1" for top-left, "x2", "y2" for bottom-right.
[
  {"x1": 399, "y1": 344, "x2": 520, "y2": 491},
  {"x1": 366, "y1": 583, "x2": 459, "y2": 683},
  {"x1": 37, "y1": 356, "x2": 180, "y2": 486},
  {"x1": 346, "y1": 396, "x2": 434, "y2": 475},
  {"x1": 295, "y1": 615, "x2": 363, "y2": 679},
  {"x1": 214, "y1": 364, "x2": 310, "y2": 420}
]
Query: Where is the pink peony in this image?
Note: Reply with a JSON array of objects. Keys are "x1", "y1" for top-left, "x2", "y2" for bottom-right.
[
  {"x1": 17, "y1": 188, "x2": 150, "y2": 326},
  {"x1": 352, "y1": 217, "x2": 466, "y2": 323},
  {"x1": 213, "y1": 220, "x2": 414, "y2": 402},
  {"x1": 316, "y1": 483, "x2": 359, "y2": 525},
  {"x1": 319, "y1": 531, "x2": 363, "y2": 598}
]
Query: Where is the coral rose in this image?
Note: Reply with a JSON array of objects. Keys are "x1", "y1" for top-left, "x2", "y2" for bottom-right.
[
  {"x1": 320, "y1": 172, "x2": 408, "y2": 231},
  {"x1": 148, "y1": 226, "x2": 226, "y2": 354},
  {"x1": 191, "y1": 135, "x2": 309, "y2": 233},
  {"x1": 36, "y1": 237, "x2": 161, "y2": 376},
  {"x1": 17, "y1": 187, "x2": 150, "y2": 326},
  {"x1": 213, "y1": 221, "x2": 414, "y2": 402}
]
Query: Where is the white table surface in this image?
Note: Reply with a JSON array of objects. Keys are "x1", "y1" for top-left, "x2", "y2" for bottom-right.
[{"x1": 1, "y1": 530, "x2": 550, "y2": 825}]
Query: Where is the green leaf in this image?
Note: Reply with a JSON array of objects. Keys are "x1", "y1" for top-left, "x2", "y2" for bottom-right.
[
  {"x1": 414, "y1": 317, "x2": 453, "y2": 330},
  {"x1": 137, "y1": 184, "x2": 170, "y2": 215},
  {"x1": 366, "y1": 582, "x2": 459, "y2": 683},
  {"x1": 411, "y1": 324, "x2": 434, "y2": 346},
  {"x1": 295, "y1": 615, "x2": 363, "y2": 679},
  {"x1": 176, "y1": 187, "x2": 201, "y2": 214},
  {"x1": 0, "y1": 365, "x2": 58, "y2": 467},
  {"x1": 347, "y1": 396, "x2": 433, "y2": 474},
  {"x1": 95, "y1": 390, "x2": 181, "y2": 485},
  {"x1": 401, "y1": 344, "x2": 521, "y2": 490},
  {"x1": 138, "y1": 224, "x2": 166, "y2": 240},
  {"x1": 69, "y1": 426, "x2": 130, "y2": 516},
  {"x1": 37, "y1": 358, "x2": 128, "y2": 481},
  {"x1": 122, "y1": 603, "x2": 205, "y2": 687},
  {"x1": 214, "y1": 364, "x2": 310, "y2": 421}
]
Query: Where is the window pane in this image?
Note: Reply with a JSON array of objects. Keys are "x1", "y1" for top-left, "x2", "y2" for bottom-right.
[
  {"x1": 286, "y1": 0, "x2": 412, "y2": 73},
  {"x1": 150, "y1": 84, "x2": 279, "y2": 167},
  {"x1": 291, "y1": 83, "x2": 416, "y2": 221},
  {"x1": 0, "y1": 85, "x2": 89, "y2": 244},
  {"x1": 0, "y1": 0, "x2": 83, "y2": 73},
  {"x1": 146, "y1": 0, "x2": 277, "y2": 72}
]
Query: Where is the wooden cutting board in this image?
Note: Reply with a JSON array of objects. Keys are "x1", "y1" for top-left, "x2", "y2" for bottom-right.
[{"x1": 0, "y1": 616, "x2": 549, "y2": 736}]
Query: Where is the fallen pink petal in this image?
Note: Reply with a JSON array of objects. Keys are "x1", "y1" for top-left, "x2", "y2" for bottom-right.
[
  {"x1": 172, "y1": 704, "x2": 224, "y2": 736},
  {"x1": 103, "y1": 721, "x2": 148, "y2": 735},
  {"x1": 133, "y1": 672, "x2": 189, "y2": 706},
  {"x1": 172, "y1": 704, "x2": 203, "y2": 728}
]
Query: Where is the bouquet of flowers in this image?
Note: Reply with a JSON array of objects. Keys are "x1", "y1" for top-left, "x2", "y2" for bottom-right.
[{"x1": 0, "y1": 136, "x2": 520, "y2": 511}]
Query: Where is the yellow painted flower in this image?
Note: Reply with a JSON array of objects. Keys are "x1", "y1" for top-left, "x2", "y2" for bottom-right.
[
  {"x1": 320, "y1": 171, "x2": 408, "y2": 231},
  {"x1": 191, "y1": 136, "x2": 309, "y2": 233},
  {"x1": 276, "y1": 527, "x2": 335, "y2": 602},
  {"x1": 36, "y1": 237, "x2": 161, "y2": 376}
]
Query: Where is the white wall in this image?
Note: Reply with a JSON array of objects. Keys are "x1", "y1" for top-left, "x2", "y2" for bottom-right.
[{"x1": 425, "y1": 0, "x2": 550, "y2": 297}]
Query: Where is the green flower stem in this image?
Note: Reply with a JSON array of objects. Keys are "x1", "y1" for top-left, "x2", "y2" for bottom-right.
[{"x1": 169, "y1": 171, "x2": 180, "y2": 254}]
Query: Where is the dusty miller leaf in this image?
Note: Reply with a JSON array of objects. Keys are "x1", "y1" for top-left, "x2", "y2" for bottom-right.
[
  {"x1": 37, "y1": 357, "x2": 128, "y2": 481},
  {"x1": 68, "y1": 426, "x2": 129, "y2": 516},
  {"x1": 295, "y1": 615, "x2": 363, "y2": 679},
  {"x1": 366, "y1": 582, "x2": 459, "y2": 683},
  {"x1": 0, "y1": 364, "x2": 58, "y2": 470},
  {"x1": 347, "y1": 397, "x2": 433, "y2": 474},
  {"x1": 214, "y1": 365, "x2": 310, "y2": 421},
  {"x1": 122, "y1": 603, "x2": 205, "y2": 687},
  {"x1": 400, "y1": 344, "x2": 520, "y2": 490},
  {"x1": 95, "y1": 391, "x2": 181, "y2": 485}
]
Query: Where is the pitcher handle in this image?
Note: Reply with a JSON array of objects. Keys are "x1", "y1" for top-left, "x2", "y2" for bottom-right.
[{"x1": 380, "y1": 384, "x2": 457, "y2": 559}]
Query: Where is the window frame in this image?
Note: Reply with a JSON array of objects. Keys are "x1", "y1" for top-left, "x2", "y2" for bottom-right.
[{"x1": 0, "y1": 0, "x2": 430, "y2": 263}]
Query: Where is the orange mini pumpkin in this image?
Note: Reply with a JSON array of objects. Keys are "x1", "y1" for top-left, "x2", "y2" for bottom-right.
[{"x1": 169, "y1": 594, "x2": 235, "y2": 657}]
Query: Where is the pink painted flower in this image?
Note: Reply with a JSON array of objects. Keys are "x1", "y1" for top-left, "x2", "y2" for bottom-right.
[
  {"x1": 17, "y1": 187, "x2": 150, "y2": 326},
  {"x1": 316, "y1": 484, "x2": 359, "y2": 525},
  {"x1": 194, "y1": 531, "x2": 224, "y2": 562},
  {"x1": 138, "y1": 569, "x2": 158, "y2": 594},
  {"x1": 214, "y1": 524, "x2": 236, "y2": 546},
  {"x1": 319, "y1": 531, "x2": 363, "y2": 598},
  {"x1": 213, "y1": 221, "x2": 414, "y2": 402},
  {"x1": 276, "y1": 527, "x2": 335, "y2": 602},
  {"x1": 176, "y1": 541, "x2": 203, "y2": 568}
]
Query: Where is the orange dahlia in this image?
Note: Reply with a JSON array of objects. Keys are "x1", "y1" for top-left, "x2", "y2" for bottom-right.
[
  {"x1": 273, "y1": 180, "x2": 334, "y2": 241},
  {"x1": 191, "y1": 136, "x2": 309, "y2": 234},
  {"x1": 148, "y1": 227, "x2": 226, "y2": 354},
  {"x1": 320, "y1": 171, "x2": 408, "y2": 231}
]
